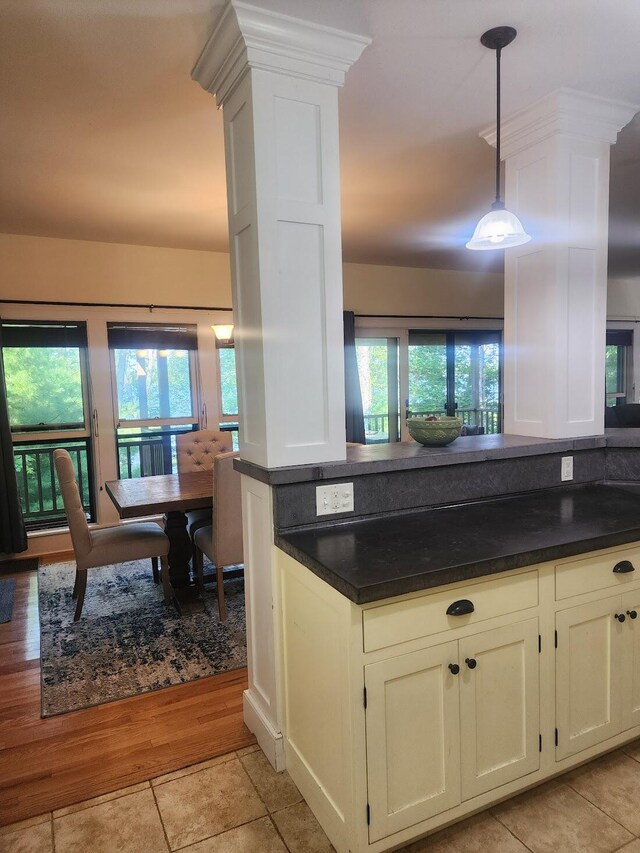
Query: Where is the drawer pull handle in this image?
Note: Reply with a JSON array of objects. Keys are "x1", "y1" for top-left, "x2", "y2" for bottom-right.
[
  {"x1": 465, "y1": 657, "x2": 477, "y2": 670},
  {"x1": 613, "y1": 560, "x2": 635, "y2": 574},
  {"x1": 627, "y1": 610, "x2": 638, "y2": 620},
  {"x1": 446, "y1": 599, "x2": 475, "y2": 617},
  {"x1": 615, "y1": 613, "x2": 626, "y2": 623},
  {"x1": 448, "y1": 663, "x2": 460, "y2": 675}
]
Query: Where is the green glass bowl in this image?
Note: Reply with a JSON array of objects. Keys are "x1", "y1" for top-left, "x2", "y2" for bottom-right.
[{"x1": 407, "y1": 416, "x2": 463, "y2": 447}]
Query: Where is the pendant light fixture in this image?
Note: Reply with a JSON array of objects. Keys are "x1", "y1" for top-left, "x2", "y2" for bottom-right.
[{"x1": 466, "y1": 26, "x2": 531, "y2": 251}]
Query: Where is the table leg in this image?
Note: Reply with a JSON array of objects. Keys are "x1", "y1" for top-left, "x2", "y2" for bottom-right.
[{"x1": 164, "y1": 511, "x2": 204, "y2": 613}]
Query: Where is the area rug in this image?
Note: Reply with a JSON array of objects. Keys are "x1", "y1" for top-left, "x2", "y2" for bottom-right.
[
  {"x1": 38, "y1": 560, "x2": 246, "y2": 717},
  {"x1": 0, "y1": 577, "x2": 16, "y2": 623}
]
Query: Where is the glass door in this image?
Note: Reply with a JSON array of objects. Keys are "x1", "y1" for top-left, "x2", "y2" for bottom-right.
[
  {"x1": 356, "y1": 337, "x2": 400, "y2": 443},
  {"x1": 408, "y1": 330, "x2": 501, "y2": 434}
]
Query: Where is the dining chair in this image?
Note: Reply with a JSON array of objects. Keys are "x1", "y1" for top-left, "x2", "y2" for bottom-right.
[
  {"x1": 53, "y1": 449, "x2": 172, "y2": 620},
  {"x1": 193, "y1": 451, "x2": 243, "y2": 621},
  {"x1": 176, "y1": 429, "x2": 234, "y2": 539}
]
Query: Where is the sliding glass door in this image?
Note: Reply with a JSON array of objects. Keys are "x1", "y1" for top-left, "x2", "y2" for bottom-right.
[{"x1": 408, "y1": 330, "x2": 501, "y2": 433}]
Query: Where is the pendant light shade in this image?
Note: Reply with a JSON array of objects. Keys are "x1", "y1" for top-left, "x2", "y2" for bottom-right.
[
  {"x1": 466, "y1": 26, "x2": 531, "y2": 251},
  {"x1": 466, "y1": 205, "x2": 531, "y2": 250}
]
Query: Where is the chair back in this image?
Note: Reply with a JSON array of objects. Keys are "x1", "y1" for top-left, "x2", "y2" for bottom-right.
[
  {"x1": 53, "y1": 449, "x2": 92, "y2": 559},
  {"x1": 176, "y1": 429, "x2": 233, "y2": 473},
  {"x1": 212, "y1": 451, "x2": 243, "y2": 568}
]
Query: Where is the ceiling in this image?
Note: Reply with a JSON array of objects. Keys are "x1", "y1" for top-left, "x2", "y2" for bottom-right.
[{"x1": 1, "y1": 0, "x2": 639, "y2": 275}]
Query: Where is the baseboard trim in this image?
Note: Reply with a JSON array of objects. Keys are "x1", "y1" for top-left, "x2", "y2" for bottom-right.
[{"x1": 243, "y1": 689, "x2": 285, "y2": 772}]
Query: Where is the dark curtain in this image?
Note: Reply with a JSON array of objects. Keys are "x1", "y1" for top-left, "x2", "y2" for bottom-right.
[
  {"x1": 0, "y1": 323, "x2": 27, "y2": 555},
  {"x1": 343, "y1": 311, "x2": 366, "y2": 444}
]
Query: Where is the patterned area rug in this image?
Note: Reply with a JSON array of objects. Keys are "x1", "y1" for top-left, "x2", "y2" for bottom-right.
[{"x1": 38, "y1": 560, "x2": 246, "y2": 717}]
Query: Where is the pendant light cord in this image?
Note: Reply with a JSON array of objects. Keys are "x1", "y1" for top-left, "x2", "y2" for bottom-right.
[{"x1": 495, "y1": 45, "x2": 502, "y2": 206}]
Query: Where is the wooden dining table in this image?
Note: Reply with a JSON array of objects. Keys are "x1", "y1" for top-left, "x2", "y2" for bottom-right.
[{"x1": 105, "y1": 471, "x2": 213, "y2": 601}]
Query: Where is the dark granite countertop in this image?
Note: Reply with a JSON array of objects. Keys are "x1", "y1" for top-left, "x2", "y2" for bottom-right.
[
  {"x1": 235, "y1": 432, "x2": 617, "y2": 485},
  {"x1": 275, "y1": 483, "x2": 640, "y2": 604}
]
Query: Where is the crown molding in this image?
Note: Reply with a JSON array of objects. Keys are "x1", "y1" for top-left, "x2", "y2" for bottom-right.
[
  {"x1": 481, "y1": 87, "x2": 639, "y2": 159},
  {"x1": 192, "y1": 0, "x2": 370, "y2": 104}
]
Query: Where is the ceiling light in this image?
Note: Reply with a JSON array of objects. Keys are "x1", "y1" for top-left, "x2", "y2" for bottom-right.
[{"x1": 466, "y1": 26, "x2": 531, "y2": 251}]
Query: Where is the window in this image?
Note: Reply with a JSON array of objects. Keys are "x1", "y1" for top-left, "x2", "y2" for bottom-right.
[
  {"x1": 217, "y1": 343, "x2": 239, "y2": 450},
  {"x1": 408, "y1": 330, "x2": 501, "y2": 434},
  {"x1": 108, "y1": 323, "x2": 198, "y2": 478},
  {"x1": 606, "y1": 330, "x2": 633, "y2": 407},
  {"x1": 1, "y1": 320, "x2": 94, "y2": 528},
  {"x1": 356, "y1": 338, "x2": 400, "y2": 444}
]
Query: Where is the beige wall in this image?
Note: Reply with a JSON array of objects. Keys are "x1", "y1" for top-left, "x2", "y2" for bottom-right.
[
  {"x1": 0, "y1": 233, "x2": 505, "y2": 316},
  {"x1": 0, "y1": 233, "x2": 233, "y2": 308},
  {"x1": 342, "y1": 262, "x2": 503, "y2": 317}
]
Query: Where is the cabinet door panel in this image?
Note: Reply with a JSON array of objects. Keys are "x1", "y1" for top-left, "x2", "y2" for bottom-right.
[
  {"x1": 459, "y1": 619, "x2": 539, "y2": 800},
  {"x1": 365, "y1": 642, "x2": 460, "y2": 843},
  {"x1": 556, "y1": 596, "x2": 623, "y2": 760},
  {"x1": 621, "y1": 593, "x2": 640, "y2": 731}
]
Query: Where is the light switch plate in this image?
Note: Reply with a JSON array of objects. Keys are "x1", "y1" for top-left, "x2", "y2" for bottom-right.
[
  {"x1": 316, "y1": 483, "x2": 354, "y2": 516},
  {"x1": 561, "y1": 456, "x2": 574, "y2": 481}
]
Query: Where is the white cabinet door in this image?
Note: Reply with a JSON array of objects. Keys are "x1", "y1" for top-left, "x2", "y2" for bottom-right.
[
  {"x1": 459, "y1": 618, "x2": 540, "y2": 800},
  {"x1": 621, "y1": 592, "x2": 640, "y2": 732},
  {"x1": 556, "y1": 596, "x2": 623, "y2": 760},
  {"x1": 365, "y1": 642, "x2": 460, "y2": 843}
]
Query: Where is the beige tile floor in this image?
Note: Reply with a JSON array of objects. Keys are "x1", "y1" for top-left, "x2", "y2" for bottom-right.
[{"x1": 4, "y1": 742, "x2": 640, "y2": 852}]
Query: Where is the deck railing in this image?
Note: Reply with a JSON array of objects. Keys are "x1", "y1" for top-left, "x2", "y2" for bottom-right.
[
  {"x1": 13, "y1": 437, "x2": 94, "y2": 529},
  {"x1": 116, "y1": 423, "x2": 240, "y2": 479},
  {"x1": 363, "y1": 407, "x2": 500, "y2": 443}
]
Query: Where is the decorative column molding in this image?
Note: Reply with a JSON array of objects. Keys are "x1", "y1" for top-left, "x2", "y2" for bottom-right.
[
  {"x1": 193, "y1": 1, "x2": 369, "y2": 769},
  {"x1": 481, "y1": 87, "x2": 639, "y2": 157},
  {"x1": 193, "y1": 0, "x2": 370, "y2": 102},
  {"x1": 481, "y1": 88, "x2": 637, "y2": 439}
]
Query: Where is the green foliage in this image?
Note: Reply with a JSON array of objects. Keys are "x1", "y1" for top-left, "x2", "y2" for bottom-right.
[
  {"x1": 219, "y1": 348, "x2": 238, "y2": 416},
  {"x1": 357, "y1": 338, "x2": 501, "y2": 438},
  {"x1": 114, "y1": 349, "x2": 192, "y2": 420},
  {"x1": 3, "y1": 346, "x2": 84, "y2": 427}
]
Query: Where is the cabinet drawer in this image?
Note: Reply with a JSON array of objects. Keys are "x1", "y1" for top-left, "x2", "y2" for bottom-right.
[
  {"x1": 362, "y1": 570, "x2": 538, "y2": 653},
  {"x1": 555, "y1": 546, "x2": 640, "y2": 601}
]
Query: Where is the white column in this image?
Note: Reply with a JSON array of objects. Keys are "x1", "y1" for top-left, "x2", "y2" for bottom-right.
[
  {"x1": 482, "y1": 88, "x2": 637, "y2": 439},
  {"x1": 193, "y1": 1, "x2": 368, "y2": 768}
]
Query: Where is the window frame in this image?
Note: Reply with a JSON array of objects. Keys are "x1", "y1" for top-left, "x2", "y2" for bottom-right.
[
  {"x1": 2, "y1": 323, "x2": 92, "y2": 443},
  {"x1": 108, "y1": 345, "x2": 199, "y2": 430}
]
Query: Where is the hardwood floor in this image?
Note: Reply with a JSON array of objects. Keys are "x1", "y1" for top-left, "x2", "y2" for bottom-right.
[{"x1": 0, "y1": 562, "x2": 255, "y2": 827}]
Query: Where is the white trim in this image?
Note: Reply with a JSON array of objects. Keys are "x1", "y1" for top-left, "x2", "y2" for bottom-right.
[
  {"x1": 243, "y1": 688, "x2": 286, "y2": 771},
  {"x1": 192, "y1": 0, "x2": 370, "y2": 104},
  {"x1": 482, "y1": 87, "x2": 639, "y2": 160}
]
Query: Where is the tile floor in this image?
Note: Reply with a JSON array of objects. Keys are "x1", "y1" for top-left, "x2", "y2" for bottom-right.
[{"x1": 4, "y1": 742, "x2": 640, "y2": 852}]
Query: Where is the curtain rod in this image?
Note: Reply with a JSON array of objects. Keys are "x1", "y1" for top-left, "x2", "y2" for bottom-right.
[
  {"x1": 0, "y1": 298, "x2": 231, "y2": 312},
  {"x1": 355, "y1": 313, "x2": 504, "y2": 321}
]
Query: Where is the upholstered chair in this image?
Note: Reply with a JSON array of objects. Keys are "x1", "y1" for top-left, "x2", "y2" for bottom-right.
[
  {"x1": 193, "y1": 451, "x2": 243, "y2": 621},
  {"x1": 176, "y1": 429, "x2": 234, "y2": 539},
  {"x1": 53, "y1": 449, "x2": 171, "y2": 620}
]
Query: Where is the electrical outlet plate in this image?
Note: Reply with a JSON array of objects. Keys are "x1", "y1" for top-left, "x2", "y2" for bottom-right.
[
  {"x1": 561, "y1": 456, "x2": 574, "y2": 481},
  {"x1": 316, "y1": 483, "x2": 354, "y2": 516}
]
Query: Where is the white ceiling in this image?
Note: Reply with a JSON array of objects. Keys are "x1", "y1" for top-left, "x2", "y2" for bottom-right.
[{"x1": 1, "y1": 0, "x2": 639, "y2": 275}]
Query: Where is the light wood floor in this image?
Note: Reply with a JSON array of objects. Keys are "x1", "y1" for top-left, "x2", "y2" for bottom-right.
[{"x1": 0, "y1": 559, "x2": 255, "y2": 827}]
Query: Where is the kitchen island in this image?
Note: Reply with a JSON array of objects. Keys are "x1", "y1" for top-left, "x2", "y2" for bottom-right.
[{"x1": 273, "y1": 479, "x2": 640, "y2": 853}]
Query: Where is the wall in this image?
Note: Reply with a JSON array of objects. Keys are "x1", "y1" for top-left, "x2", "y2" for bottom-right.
[
  {"x1": 608, "y1": 277, "x2": 640, "y2": 319},
  {"x1": 0, "y1": 233, "x2": 233, "y2": 308},
  {"x1": 342, "y1": 262, "x2": 504, "y2": 317},
  {"x1": 0, "y1": 233, "x2": 505, "y2": 316}
]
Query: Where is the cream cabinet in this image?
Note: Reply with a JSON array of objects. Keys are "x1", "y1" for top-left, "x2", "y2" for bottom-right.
[
  {"x1": 278, "y1": 543, "x2": 640, "y2": 853},
  {"x1": 365, "y1": 619, "x2": 540, "y2": 843},
  {"x1": 364, "y1": 642, "x2": 461, "y2": 843},
  {"x1": 556, "y1": 589, "x2": 640, "y2": 760}
]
